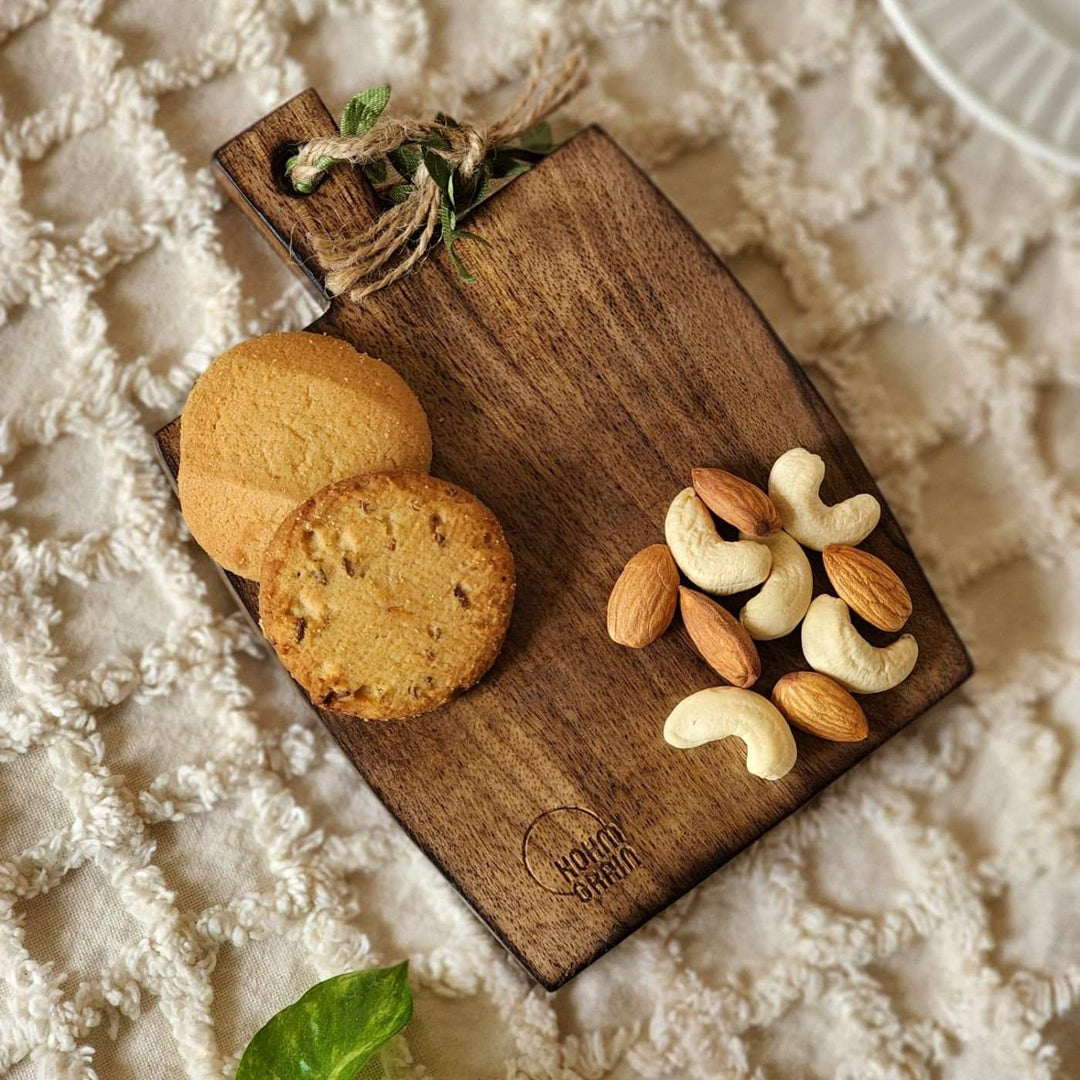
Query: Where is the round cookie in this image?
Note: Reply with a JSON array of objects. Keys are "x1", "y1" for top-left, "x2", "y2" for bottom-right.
[
  {"x1": 178, "y1": 331, "x2": 432, "y2": 579},
  {"x1": 259, "y1": 472, "x2": 515, "y2": 720}
]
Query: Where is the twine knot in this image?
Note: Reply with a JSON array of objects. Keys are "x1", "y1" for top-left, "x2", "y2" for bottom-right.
[
  {"x1": 287, "y1": 38, "x2": 587, "y2": 302},
  {"x1": 458, "y1": 125, "x2": 487, "y2": 177}
]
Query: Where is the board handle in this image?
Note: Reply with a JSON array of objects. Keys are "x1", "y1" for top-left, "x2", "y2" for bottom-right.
[{"x1": 212, "y1": 88, "x2": 378, "y2": 301}]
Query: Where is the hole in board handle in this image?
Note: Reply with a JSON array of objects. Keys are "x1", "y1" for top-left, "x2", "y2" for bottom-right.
[{"x1": 270, "y1": 141, "x2": 326, "y2": 197}]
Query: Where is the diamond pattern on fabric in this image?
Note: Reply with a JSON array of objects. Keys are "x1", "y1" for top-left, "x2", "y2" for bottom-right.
[{"x1": 0, "y1": 1, "x2": 1076, "y2": 1077}]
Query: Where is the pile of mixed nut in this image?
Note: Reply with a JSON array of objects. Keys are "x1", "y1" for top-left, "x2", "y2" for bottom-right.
[{"x1": 607, "y1": 447, "x2": 917, "y2": 781}]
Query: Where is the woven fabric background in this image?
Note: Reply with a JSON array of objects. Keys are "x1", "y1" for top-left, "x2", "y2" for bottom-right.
[{"x1": 0, "y1": 1, "x2": 1078, "y2": 1077}]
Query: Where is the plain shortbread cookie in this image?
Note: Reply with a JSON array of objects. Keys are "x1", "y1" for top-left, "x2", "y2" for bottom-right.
[
  {"x1": 178, "y1": 331, "x2": 432, "y2": 579},
  {"x1": 259, "y1": 472, "x2": 516, "y2": 720}
]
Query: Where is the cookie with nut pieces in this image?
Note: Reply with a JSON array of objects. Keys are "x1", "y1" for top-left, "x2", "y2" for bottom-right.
[{"x1": 259, "y1": 471, "x2": 515, "y2": 720}]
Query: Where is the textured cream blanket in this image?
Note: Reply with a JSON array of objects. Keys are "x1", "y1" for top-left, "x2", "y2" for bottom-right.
[{"x1": 0, "y1": 1, "x2": 1077, "y2": 1078}]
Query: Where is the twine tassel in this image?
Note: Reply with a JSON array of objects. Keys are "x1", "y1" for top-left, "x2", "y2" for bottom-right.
[{"x1": 288, "y1": 37, "x2": 588, "y2": 302}]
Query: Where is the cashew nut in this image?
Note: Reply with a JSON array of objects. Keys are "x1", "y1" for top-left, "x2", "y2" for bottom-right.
[
  {"x1": 664, "y1": 488, "x2": 772, "y2": 595},
  {"x1": 664, "y1": 687, "x2": 797, "y2": 780},
  {"x1": 737, "y1": 529, "x2": 813, "y2": 640},
  {"x1": 768, "y1": 448, "x2": 881, "y2": 550},
  {"x1": 801, "y1": 595, "x2": 918, "y2": 693}
]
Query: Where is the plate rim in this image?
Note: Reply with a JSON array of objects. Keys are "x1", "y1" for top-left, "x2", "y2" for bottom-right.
[{"x1": 880, "y1": 0, "x2": 1080, "y2": 174}]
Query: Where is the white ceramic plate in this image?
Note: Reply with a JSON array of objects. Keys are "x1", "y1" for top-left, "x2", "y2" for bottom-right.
[{"x1": 880, "y1": 0, "x2": 1080, "y2": 172}]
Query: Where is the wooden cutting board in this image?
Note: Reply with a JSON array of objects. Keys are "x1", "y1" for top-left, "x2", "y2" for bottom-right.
[{"x1": 155, "y1": 88, "x2": 972, "y2": 990}]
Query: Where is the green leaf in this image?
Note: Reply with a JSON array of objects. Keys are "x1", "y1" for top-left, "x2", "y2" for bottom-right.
[
  {"x1": 496, "y1": 160, "x2": 531, "y2": 182},
  {"x1": 363, "y1": 159, "x2": 387, "y2": 185},
  {"x1": 438, "y1": 197, "x2": 456, "y2": 234},
  {"x1": 494, "y1": 146, "x2": 547, "y2": 166},
  {"x1": 387, "y1": 183, "x2": 415, "y2": 204},
  {"x1": 490, "y1": 148, "x2": 539, "y2": 179},
  {"x1": 443, "y1": 229, "x2": 488, "y2": 285},
  {"x1": 339, "y1": 85, "x2": 391, "y2": 137},
  {"x1": 236, "y1": 962, "x2": 412, "y2": 1080},
  {"x1": 450, "y1": 169, "x2": 481, "y2": 214},
  {"x1": 388, "y1": 144, "x2": 422, "y2": 179},
  {"x1": 520, "y1": 121, "x2": 553, "y2": 152},
  {"x1": 421, "y1": 146, "x2": 452, "y2": 193},
  {"x1": 422, "y1": 130, "x2": 451, "y2": 150},
  {"x1": 446, "y1": 244, "x2": 475, "y2": 284},
  {"x1": 434, "y1": 111, "x2": 461, "y2": 129},
  {"x1": 452, "y1": 229, "x2": 489, "y2": 248},
  {"x1": 468, "y1": 174, "x2": 510, "y2": 209}
]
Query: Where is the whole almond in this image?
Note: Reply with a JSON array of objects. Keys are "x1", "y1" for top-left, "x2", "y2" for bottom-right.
[
  {"x1": 691, "y1": 468, "x2": 781, "y2": 538},
  {"x1": 822, "y1": 544, "x2": 912, "y2": 632},
  {"x1": 607, "y1": 544, "x2": 679, "y2": 648},
  {"x1": 679, "y1": 586, "x2": 760, "y2": 688},
  {"x1": 772, "y1": 671, "x2": 868, "y2": 742}
]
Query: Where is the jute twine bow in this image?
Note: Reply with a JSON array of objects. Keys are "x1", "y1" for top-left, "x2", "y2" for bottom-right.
[{"x1": 288, "y1": 38, "x2": 588, "y2": 302}]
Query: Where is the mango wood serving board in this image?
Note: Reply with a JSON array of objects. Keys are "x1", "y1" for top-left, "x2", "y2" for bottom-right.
[{"x1": 155, "y1": 89, "x2": 972, "y2": 990}]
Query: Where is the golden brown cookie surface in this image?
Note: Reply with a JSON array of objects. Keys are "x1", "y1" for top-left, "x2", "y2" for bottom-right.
[
  {"x1": 178, "y1": 331, "x2": 431, "y2": 579},
  {"x1": 260, "y1": 472, "x2": 515, "y2": 720}
]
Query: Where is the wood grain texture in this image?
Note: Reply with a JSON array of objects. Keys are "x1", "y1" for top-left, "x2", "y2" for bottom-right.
[{"x1": 156, "y1": 88, "x2": 972, "y2": 990}]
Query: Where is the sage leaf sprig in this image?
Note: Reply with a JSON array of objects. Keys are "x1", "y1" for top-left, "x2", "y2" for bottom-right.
[
  {"x1": 286, "y1": 86, "x2": 560, "y2": 283},
  {"x1": 235, "y1": 961, "x2": 413, "y2": 1080}
]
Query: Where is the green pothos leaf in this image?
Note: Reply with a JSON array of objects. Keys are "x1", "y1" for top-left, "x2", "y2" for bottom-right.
[
  {"x1": 235, "y1": 962, "x2": 412, "y2": 1080},
  {"x1": 388, "y1": 183, "x2": 416, "y2": 204},
  {"x1": 339, "y1": 85, "x2": 391, "y2": 137}
]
